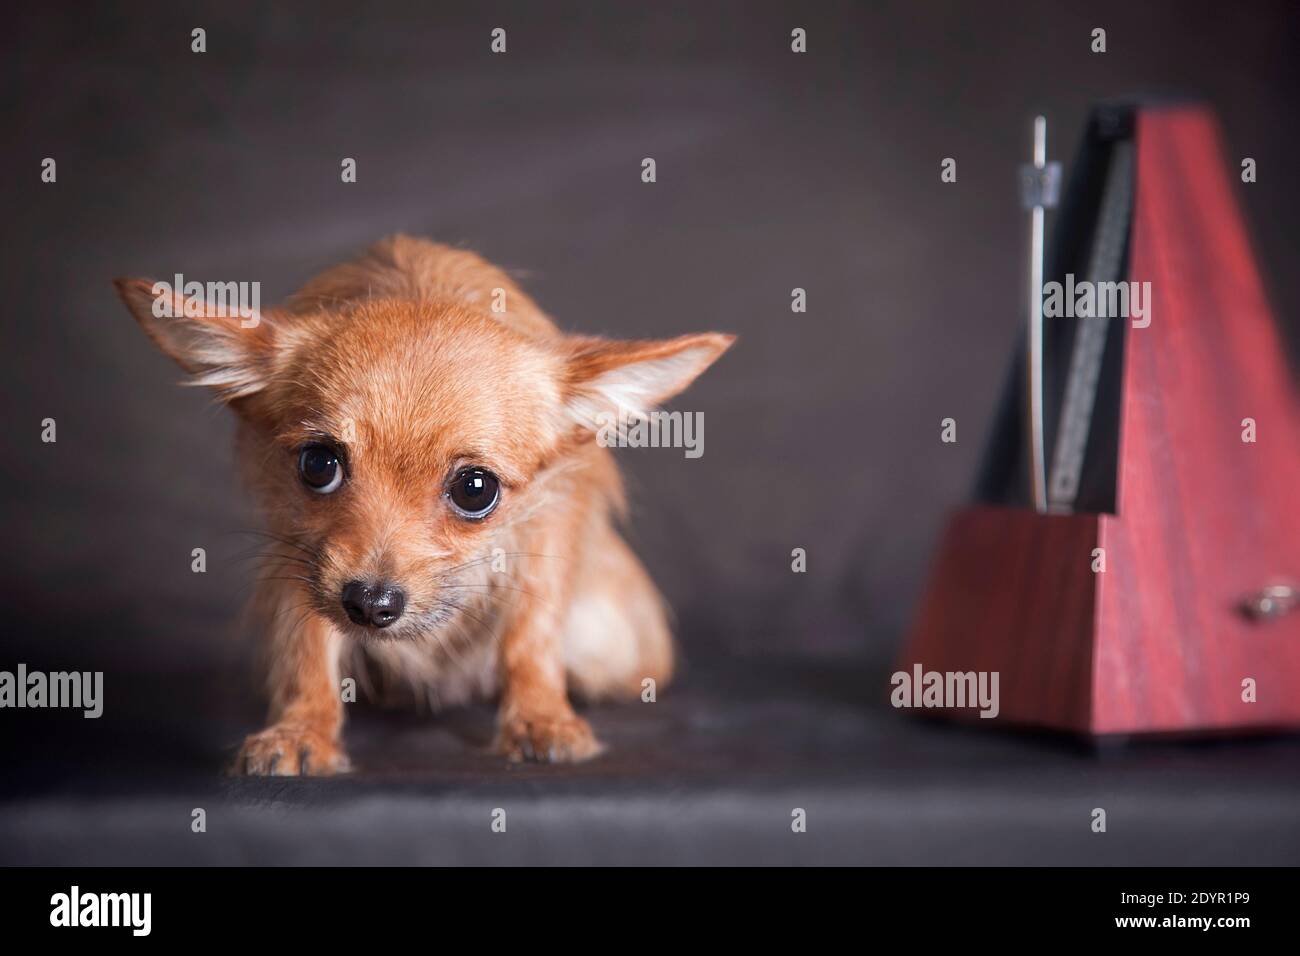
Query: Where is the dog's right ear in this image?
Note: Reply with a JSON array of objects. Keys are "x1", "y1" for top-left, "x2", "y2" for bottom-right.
[{"x1": 113, "y1": 277, "x2": 276, "y2": 401}]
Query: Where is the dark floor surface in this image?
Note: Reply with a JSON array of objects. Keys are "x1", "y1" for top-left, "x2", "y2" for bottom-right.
[{"x1": 3, "y1": 655, "x2": 1299, "y2": 865}]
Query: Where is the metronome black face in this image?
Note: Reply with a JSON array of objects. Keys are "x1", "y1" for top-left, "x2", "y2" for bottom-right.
[{"x1": 976, "y1": 105, "x2": 1137, "y2": 516}]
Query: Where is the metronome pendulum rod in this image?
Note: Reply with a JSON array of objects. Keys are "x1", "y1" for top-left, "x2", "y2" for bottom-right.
[{"x1": 1020, "y1": 116, "x2": 1060, "y2": 513}]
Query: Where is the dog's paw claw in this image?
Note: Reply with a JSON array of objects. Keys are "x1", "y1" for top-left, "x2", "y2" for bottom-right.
[
  {"x1": 232, "y1": 723, "x2": 350, "y2": 777},
  {"x1": 493, "y1": 712, "x2": 603, "y2": 764}
]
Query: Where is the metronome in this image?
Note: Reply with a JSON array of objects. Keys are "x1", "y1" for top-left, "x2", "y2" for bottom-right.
[{"x1": 900, "y1": 101, "x2": 1300, "y2": 736}]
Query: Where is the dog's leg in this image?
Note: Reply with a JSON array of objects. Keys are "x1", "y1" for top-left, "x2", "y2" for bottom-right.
[
  {"x1": 234, "y1": 586, "x2": 349, "y2": 776},
  {"x1": 492, "y1": 556, "x2": 603, "y2": 763},
  {"x1": 563, "y1": 525, "x2": 674, "y2": 701}
]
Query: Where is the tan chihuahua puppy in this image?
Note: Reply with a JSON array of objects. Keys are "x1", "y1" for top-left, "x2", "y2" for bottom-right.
[{"x1": 115, "y1": 236, "x2": 733, "y2": 774}]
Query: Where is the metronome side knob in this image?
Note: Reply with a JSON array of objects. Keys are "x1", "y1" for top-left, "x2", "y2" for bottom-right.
[{"x1": 1239, "y1": 583, "x2": 1299, "y2": 622}]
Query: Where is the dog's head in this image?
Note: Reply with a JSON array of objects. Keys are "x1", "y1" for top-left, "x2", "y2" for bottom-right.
[{"x1": 115, "y1": 277, "x2": 732, "y2": 640}]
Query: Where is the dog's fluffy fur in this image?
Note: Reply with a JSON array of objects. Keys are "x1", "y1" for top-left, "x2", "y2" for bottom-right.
[{"x1": 115, "y1": 236, "x2": 732, "y2": 773}]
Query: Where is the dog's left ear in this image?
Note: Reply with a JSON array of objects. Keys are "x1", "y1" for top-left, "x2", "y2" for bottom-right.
[
  {"x1": 563, "y1": 332, "x2": 735, "y2": 430},
  {"x1": 114, "y1": 277, "x2": 276, "y2": 401}
]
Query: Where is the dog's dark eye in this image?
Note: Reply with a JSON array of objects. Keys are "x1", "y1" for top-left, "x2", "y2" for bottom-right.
[
  {"x1": 299, "y1": 444, "x2": 344, "y2": 494},
  {"x1": 447, "y1": 467, "x2": 500, "y2": 519}
]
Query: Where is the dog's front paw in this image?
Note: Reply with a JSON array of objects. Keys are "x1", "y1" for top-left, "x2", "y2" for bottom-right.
[
  {"x1": 494, "y1": 711, "x2": 604, "y2": 764},
  {"x1": 232, "y1": 722, "x2": 351, "y2": 776}
]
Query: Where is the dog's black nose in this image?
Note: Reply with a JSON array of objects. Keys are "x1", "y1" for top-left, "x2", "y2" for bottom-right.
[{"x1": 341, "y1": 580, "x2": 406, "y2": 629}]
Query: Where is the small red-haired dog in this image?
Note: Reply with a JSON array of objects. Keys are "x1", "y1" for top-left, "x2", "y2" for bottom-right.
[{"x1": 115, "y1": 236, "x2": 732, "y2": 774}]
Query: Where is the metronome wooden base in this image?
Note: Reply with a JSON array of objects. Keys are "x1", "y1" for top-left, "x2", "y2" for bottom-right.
[{"x1": 900, "y1": 506, "x2": 1300, "y2": 736}]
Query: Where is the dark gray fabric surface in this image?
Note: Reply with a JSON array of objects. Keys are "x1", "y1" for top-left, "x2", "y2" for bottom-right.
[
  {"x1": 4, "y1": 659, "x2": 1300, "y2": 865},
  {"x1": 1, "y1": 1, "x2": 1298, "y2": 865}
]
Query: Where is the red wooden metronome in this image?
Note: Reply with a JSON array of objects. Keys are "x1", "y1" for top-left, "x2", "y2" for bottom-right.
[{"x1": 900, "y1": 101, "x2": 1300, "y2": 736}]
